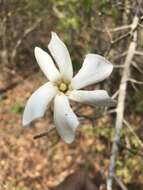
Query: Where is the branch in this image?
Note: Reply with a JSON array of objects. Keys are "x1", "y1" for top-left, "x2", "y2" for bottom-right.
[
  {"x1": 118, "y1": 142, "x2": 143, "y2": 157},
  {"x1": 113, "y1": 175, "x2": 128, "y2": 190},
  {"x1": 132, "y1": 61, "x2": 143, "y2": 74},
  {"x1": 135, "y1": 50, "x2": 143, "y2": 56},
  {"x1": 104, "y1": 3, "x2": 141, "y2": 57},
  {"x1": 11, "y1": 18, "x2": 42, "y2": 63},
  {"x1": 113, "y1": 65, "x2": 125, "y2": 68},
  {"x1": 77, "y1": 109, "x2": 116, "y2": 122},
  {"x1": 123, "y1": 119, "x2": 143, "y2": 148},
  {"x1": 0, "y1": 17, "x2": 9, "y2": 65},
  {"x1": 109, "y1": 25, "x2": 131, "y2": 32},
  {"x1": 128, "y1": 78, "x2": 143, "y2": 84},
  {"x1": 107, "y1": 12, "x2": 139, "y2": 190},
  {"x1": 33, "y1": 126, "x2": 55, "y2": 139}
]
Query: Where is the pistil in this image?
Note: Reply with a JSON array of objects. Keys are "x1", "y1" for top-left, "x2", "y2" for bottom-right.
[{"x1": 59, "y1": 82, "x2": 68, "y2": 93}]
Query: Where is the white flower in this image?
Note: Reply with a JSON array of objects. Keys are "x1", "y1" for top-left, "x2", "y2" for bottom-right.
[{"x1": 22, "y1": 32, "x2": 114, "y2": 143}]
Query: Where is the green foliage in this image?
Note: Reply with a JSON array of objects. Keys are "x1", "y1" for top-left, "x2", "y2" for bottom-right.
[
  {"x1": 97, "y1": 0, "x2": 111, "y2": 12},
  {"x1": 16, "y1": 187, "x2": 28, "y2": 190},
  {"x1": 82, "y1": 0, "x2": 94, "y2": 12},
  {"x1": 72, "y1": 59, "x2": 82, "y2": 72},
  {"x1": 25, "y1": 0, "x2": 50, "y2": 8},
  {"x1": 58, "y1": 17, "x2": 80, "y2": 31},
  {"x1": 83, "y1": 124, "x2": 143, "y2": 183},
  {"x1": 2, "y1": 181, "x2": 28, "y2": 190},
  {"x1": 11, "y1": 103, "x2": 24, "y2": 114},
  {"x1": 25, "y1": 0, "x2": 42, "y2": 9},
  {"x1": 85, "y1": 125, "x2": 114, "y2": 140}
]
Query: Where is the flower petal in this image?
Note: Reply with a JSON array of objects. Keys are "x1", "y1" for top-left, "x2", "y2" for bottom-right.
[
  {"x1": 22, "y1": 82, "x2": 57, "y2": 126},
  {"x1": 69, "y1": 90, "x2": 115, "y2": 107},
  {"x1": 71, "y1": 54, "x2": 113, "y2": 89},
  {"x1": 34, "y1": 47, "x2": 61, "y2": 82},
  {"x1": 54, "y1": 94, "x2": 79, "y2": 143},
  {"x1": 48, "y1": 32, "x2": 73, "y2": 80}
]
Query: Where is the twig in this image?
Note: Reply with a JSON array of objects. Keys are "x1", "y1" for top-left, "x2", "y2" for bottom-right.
[
  {"x1": 118, "y1": 142, "x2": 143, "y2": 157},
  {"x1": 139, "y1": 23, "x2": 143, "y2": 28},
  {"x1": 33, "y1": 126, "x2": 55, "y2": 139},
  {"x1": 123, "y1": 119, "x2": 143, "y2": 148},
  {"x1": 130, "y1": 81, "x2": 139, "y2": 91},
  {"x1": 113, "y1": 65, "x2": 125, "y2": 68},
  {"x1": 77, "y1": 109, "x2": 116, "y2": 122},
  {"x1": 132, "y1": 61, "x2": 143, "y2": 74},
  {"x1": 53, "y1": 6, "x2": 65, "y2": 18},
  {"x1": 128, "y1": 78, "x2": 143, "y2": 84},
  {"x1": 135, "y1": 50, "x2": 143, "y2": 56},
  {"x1": 107, "y1": 11, "x2": 139, "y2": 190},
  {"x1": 113, "y1": 52, "x2": 127, "y2": 61},
  {"x1": 11, "y1": 18, "x2": 42, "y2": 63},
  {"x1": 112, "y1": 90, "x2": 119, "y2": 99},
  {"x1": 104, "y1": 32, "x2": 130, "y2": 57},
  {"x1": 109, "y1": 25, "x2": 131, "y2": 32},
  {"x1": 104, "y1": 2, "x2": 141, "y2": 58},
  {"x1": 103, "y1": 20, "x2": 112, "y2": 41},
  {"x1": 113, "y1": 174, "x2": 128, "y2": 190}
]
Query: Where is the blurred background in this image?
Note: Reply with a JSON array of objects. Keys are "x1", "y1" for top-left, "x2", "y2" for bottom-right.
[{"x1": 0, "y1": 0, "x2": 143, "y2": 189}]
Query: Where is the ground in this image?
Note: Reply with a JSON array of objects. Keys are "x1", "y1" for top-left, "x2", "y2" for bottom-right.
[{"x1": 0, "y1": 72, "x2": 142, "y2": 190}]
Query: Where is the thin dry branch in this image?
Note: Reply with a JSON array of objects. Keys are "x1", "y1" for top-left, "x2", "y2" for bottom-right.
[
  {"x1": 0, "y1": 17, "x2": 9, "y2": 65},
  {"x1": 33, "y1": 126, "x2": 55, "y2": 139},
  {"x1": 109, "y1": 25, "x2": 131, "y2": 32},
  {"x1": 113, "y1": 52, "x2": 127, "y2": 61},
  {"x1": 104, "y1": 6, "x2": 141, "y2": 57},
  {"x1": 135, "y1": 50, "x2": 143, "y2": 56},
  {"x1": 123, "y1": 119, "x2": 143, "y2": 148},
  {"x1": 107, "y1": 11, "x2": 139, "y2": 190},
  {"x1": 132, "y1": 61, "x2": 143, "y2": 74},
  {"x1": 113, "y1": 65, "x2": 125, "y2": 68},
  {"x1": 113, "y1": 175, "x2": 128, "y2": 190},
  {"x1": 128, "y1": 78, "x2": 143, "y2": 84},
  {"x1": 11, "y1": 18, "x2": 42, "y2": 63}
]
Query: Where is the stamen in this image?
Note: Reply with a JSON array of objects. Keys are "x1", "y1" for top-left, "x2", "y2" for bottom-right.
[{"x1": 59, "y1": 82, "x2": 68, "y2": 92}]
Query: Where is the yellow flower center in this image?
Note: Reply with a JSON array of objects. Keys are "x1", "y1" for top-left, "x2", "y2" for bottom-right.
[{"x1": 59, "y1": 82, "x2": 68, "y2": 92}]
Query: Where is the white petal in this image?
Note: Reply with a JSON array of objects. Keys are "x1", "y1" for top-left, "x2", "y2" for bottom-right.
[
  {"x1": 34, "y1": 47, "x2": 61, "y2": 82},
  {"x1": 54, "y1": 94, "x2": 79, "y2": 143},
  {"x1": 69, "y1": 90, "x2": 115, "y2": 107},
  {"x1": 71, "y1": 54, "x2": 113, "y2": 89},
  {"x1": 22, "y1": 82, "x2": 57, "y2": 126},
  {"x1": 48, "y1": 32, "x2": 73, "y2": 80}
]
